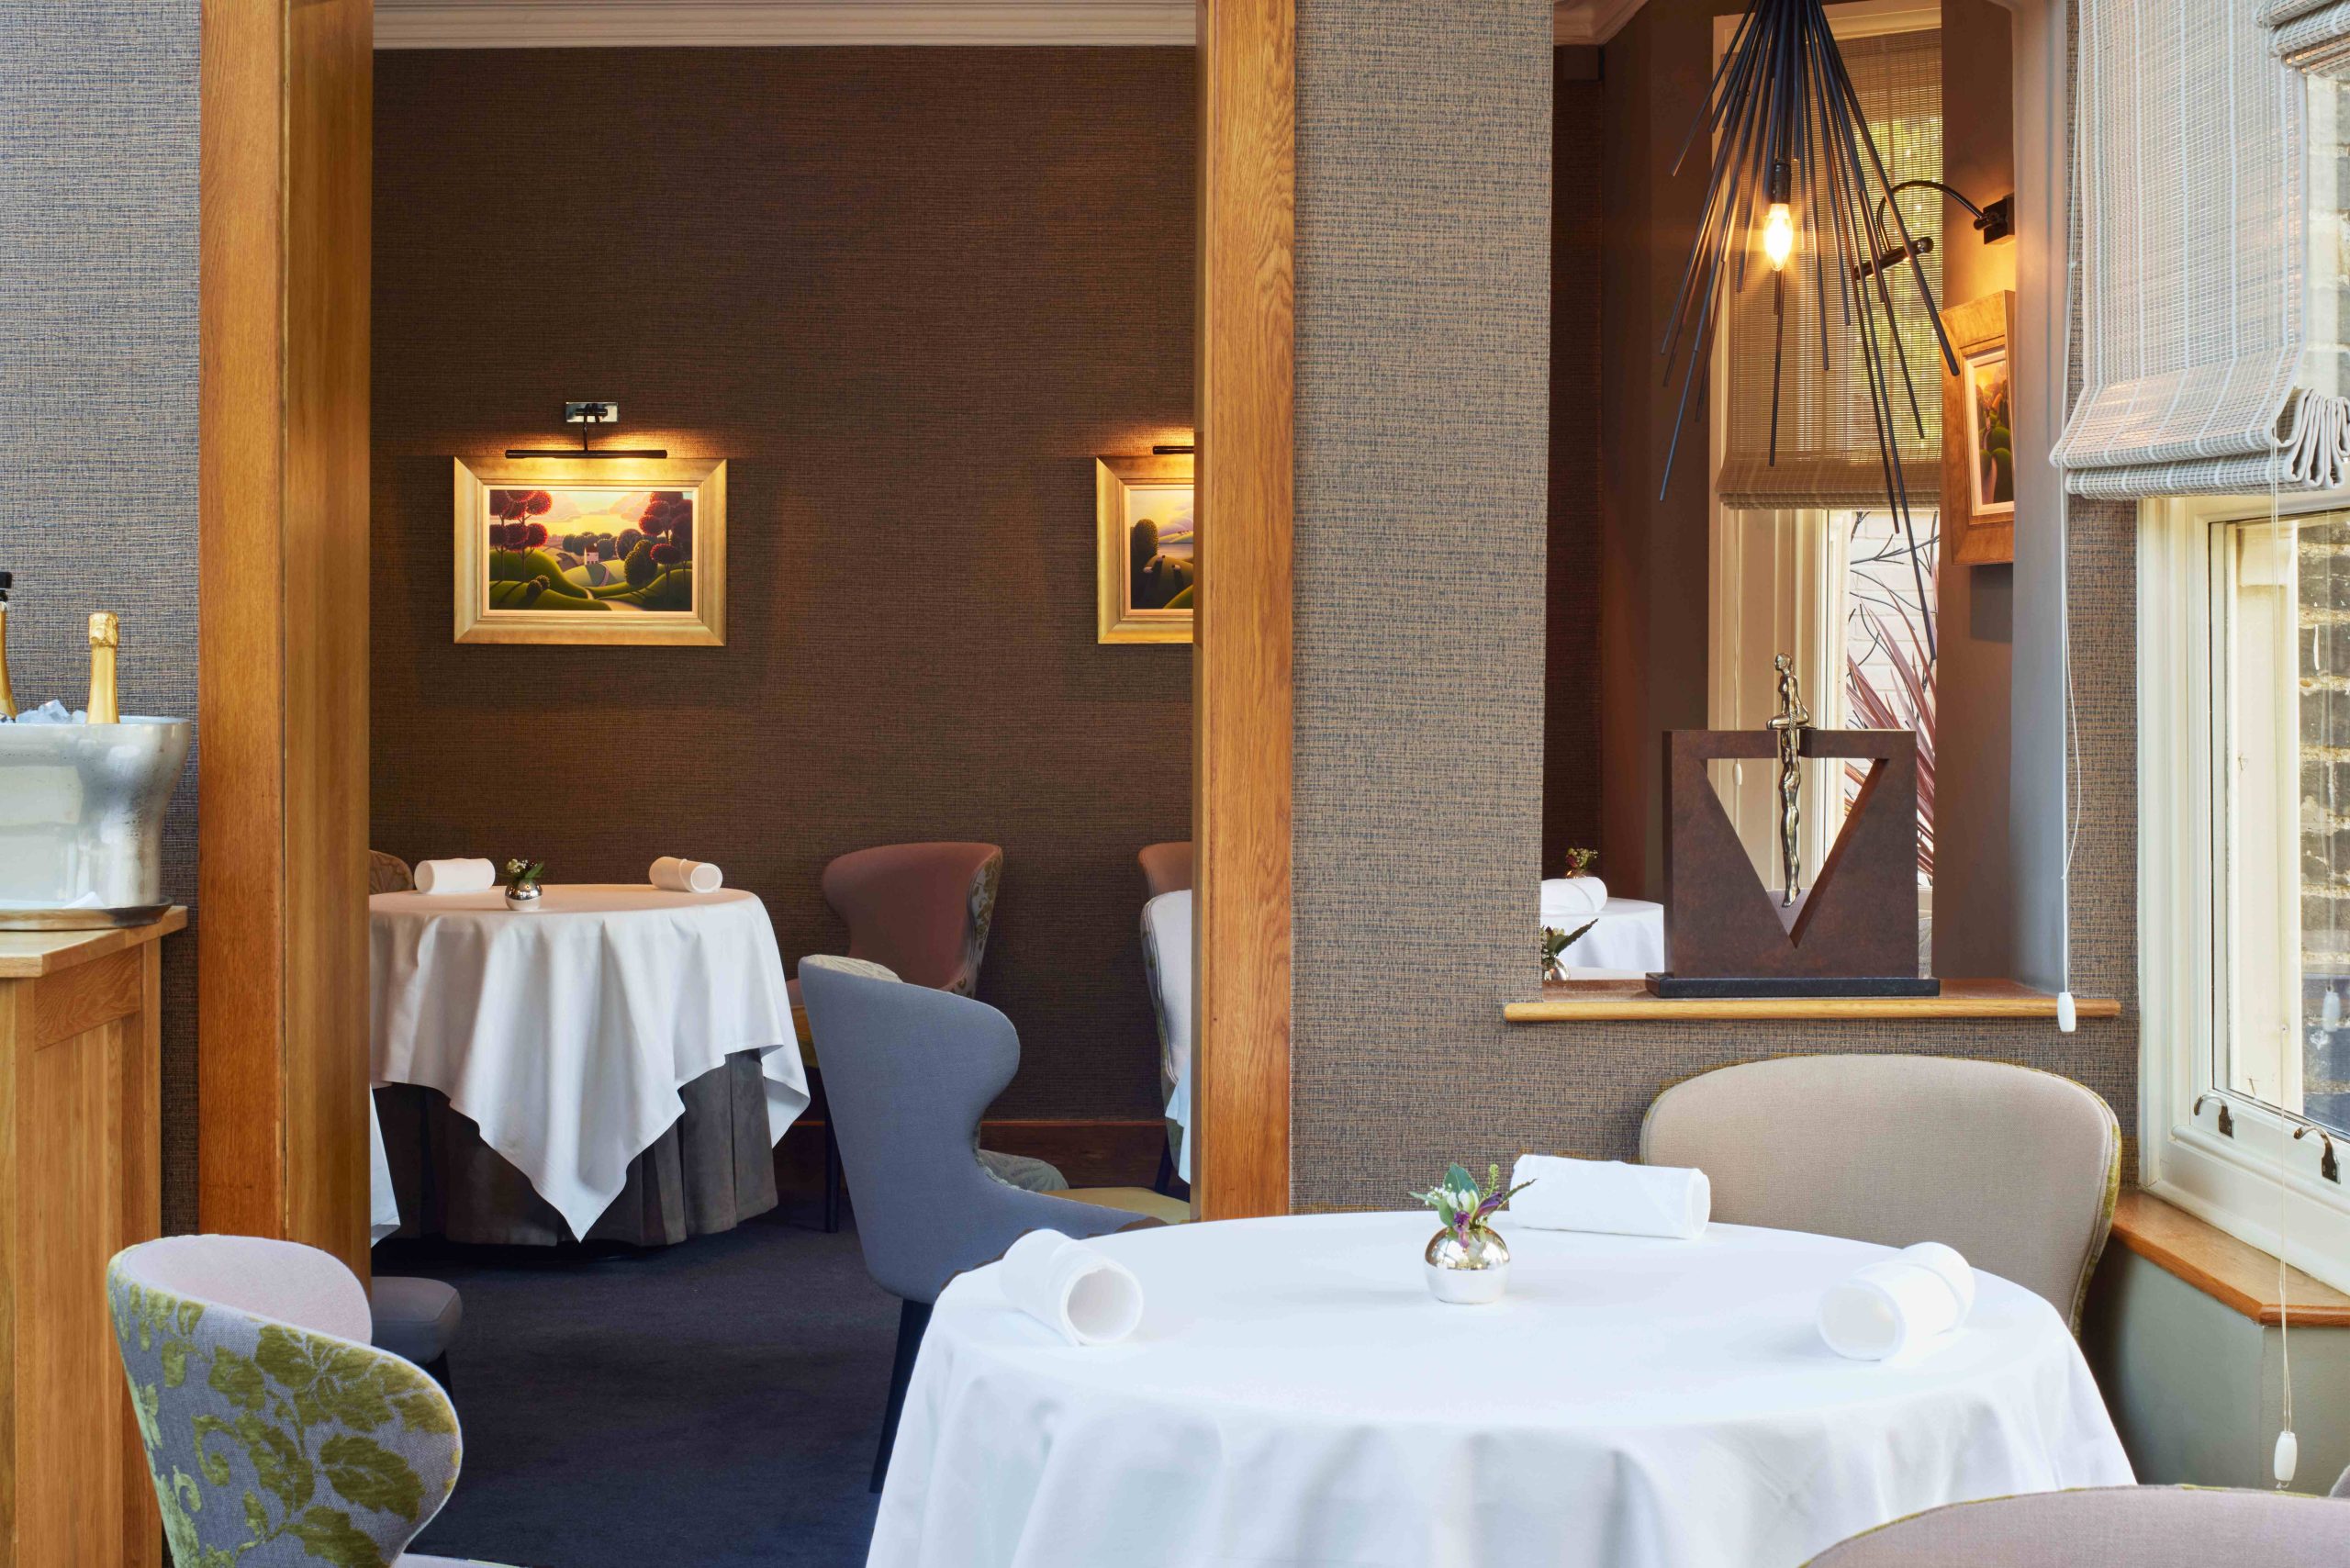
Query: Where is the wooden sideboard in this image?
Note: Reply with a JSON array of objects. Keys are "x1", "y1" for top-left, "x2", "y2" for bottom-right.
[{"x1": 0, "y1": 911, "x2": 179, "y2": 1568}]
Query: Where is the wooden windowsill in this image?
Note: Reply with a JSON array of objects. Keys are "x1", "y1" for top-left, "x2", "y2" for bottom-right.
[
  {"x1": 2109, "y1": 1190, "x2": 2350, "y2": 1327},
  {"x1": 1502, "y1": 978, "x2": 2124, "y2": 1023},
  {"x1": 0, "y1": 907, "x2": 187, "y2": 980}
]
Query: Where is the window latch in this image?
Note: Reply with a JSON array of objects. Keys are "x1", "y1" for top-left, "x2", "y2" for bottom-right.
[
  {"x1": 2294, "y1": 1125, "x2": 2341, "y2": 1184},
  {"x1": 2194, "y1": 1094, "x2": 2235, "y2": 1137}
]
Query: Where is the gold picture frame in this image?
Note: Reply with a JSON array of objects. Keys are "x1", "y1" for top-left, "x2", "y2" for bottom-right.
[
  {"x1": 1938, "y1": 291, "x2": 2017, "y2": 566},
  {"x1": 453, "y1": 457, "x2": 727, "y2": 645},
  {"x1": 1095, "y1": 454, "x2": 1195, "y2": 644}
]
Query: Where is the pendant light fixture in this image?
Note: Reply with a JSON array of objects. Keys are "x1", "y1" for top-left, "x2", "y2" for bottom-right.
[{"x1": 1660, "y1": 0, "x2": 1959, "y2": 662}]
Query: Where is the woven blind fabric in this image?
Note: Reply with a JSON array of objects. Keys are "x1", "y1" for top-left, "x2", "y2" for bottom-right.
[
  {"x1": 1718, "y1": 28, "x2": 1944, "y2": 511},
  {"x1": 2266, "y1": 0, "x2": 2350, "y2": 79},
  {"x1": 2055, "y1": 0, "x2": 2350, "y2": 498}
]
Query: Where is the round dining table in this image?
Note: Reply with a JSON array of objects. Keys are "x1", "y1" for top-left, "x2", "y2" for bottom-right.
[
  {"x1": 370, "y1": 883, "x2": 805, "y2": 1243},
  {"x1": 869, "y1": 1211, "x2": 2132, "y2": 1568}
]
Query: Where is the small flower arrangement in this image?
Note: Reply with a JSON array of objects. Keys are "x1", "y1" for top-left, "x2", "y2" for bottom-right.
[
  {"x1": 1541, "y1": 921, "x2": 1596, "y2": 980},
  {"x1": 1562, "y1": 846, "x2": 1598, "y2": 877},
  {"x1": 1411, "y1": 1162, "x2": 1535, "y2": 1245},
  {"x1": 503, "y1": 857, "x2": 546, "y2": 895}
]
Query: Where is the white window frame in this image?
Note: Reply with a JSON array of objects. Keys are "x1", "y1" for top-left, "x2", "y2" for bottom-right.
[{"x1": 2141, "y1": 491, "x2": 2350, "y2": 1295}]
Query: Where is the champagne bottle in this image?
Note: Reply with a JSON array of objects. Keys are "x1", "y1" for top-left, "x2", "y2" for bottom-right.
[
  {"x1": 87, "y1": 611, "x2": 119, "y2": 724},
  {"x1": 0, "y1": 572, "x2": 16, "y2": 720}
]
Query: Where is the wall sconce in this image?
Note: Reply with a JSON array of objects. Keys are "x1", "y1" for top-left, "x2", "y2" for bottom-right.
[
  {"x1": 1852, "y1": 182, "x2": 2017, "y2": 282},
  {"x1": 507, "y1": 401, "x2": 669, "y2": 461}
]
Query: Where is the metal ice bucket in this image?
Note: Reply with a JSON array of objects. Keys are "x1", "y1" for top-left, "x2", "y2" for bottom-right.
[{"x1": 0, "y1": 718, "x2": 191, "y2": 927}]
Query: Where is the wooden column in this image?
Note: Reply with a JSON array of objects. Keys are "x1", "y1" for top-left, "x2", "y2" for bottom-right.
[
  {"x1": 1193, "y1": 0, "x2": 1295, "y2": 1219},
  {"x1": 197, "y1": 0, "x2": 373, "y2": 1274},
  {"x1": 0, "y1": 913, "x2": 182, "y2": 1568}
]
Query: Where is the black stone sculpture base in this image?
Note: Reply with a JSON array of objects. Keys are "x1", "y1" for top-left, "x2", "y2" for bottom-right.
[{"x1": 1644, "y1": 973, "x2": 1942, "y2": 1000}]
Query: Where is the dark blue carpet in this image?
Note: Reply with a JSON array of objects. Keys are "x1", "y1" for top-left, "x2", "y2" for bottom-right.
[{"x1": 378, "y1": 1208, "x2": 890, "y2": 1566}]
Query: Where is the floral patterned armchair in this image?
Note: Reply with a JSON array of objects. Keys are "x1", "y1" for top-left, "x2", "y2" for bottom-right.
[{"x1": 108, "y1": 1234, "x2": 516, "y2": 1568}]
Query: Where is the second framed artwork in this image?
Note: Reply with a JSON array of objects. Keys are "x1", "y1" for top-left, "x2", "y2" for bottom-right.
[
  {"x1": 1096, "y1": 453, "x2": 1195, "y2": 644},
  {"x1": 453, "y1": 457, "x2": 727, "y2": 644},
  {"x1": 1938, "y1": 291, "x2": 2017, "y2": 566}
]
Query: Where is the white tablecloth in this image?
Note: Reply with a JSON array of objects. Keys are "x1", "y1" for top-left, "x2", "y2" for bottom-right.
[
  {"x1": 369, "y1": 1098, "x2": 400, "y2": 1244},
  {"x1": 1544, "y1": 891, "x2": 1667, "y2": 974},
  {"x1": 369, "y1": 883, "x2": 806, "y2": 1239},
  {"x1": 1140, "y1": 890, "x2": 1192, "y2": 1182},
  {"x1": 871, "y1": 1212, "x2": 2132, "y2": 1568}
]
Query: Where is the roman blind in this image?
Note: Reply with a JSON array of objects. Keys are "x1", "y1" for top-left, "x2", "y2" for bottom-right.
[
  {"x1": 1717, "y1": 28, "x2": 1944, "y2": 511},
  {"x1": 2268, "y1": 0, "x2": 2350, "y2": 79},
  {"x1": 2054, "y1": 0, "x2": 2350, "y2": 498}
]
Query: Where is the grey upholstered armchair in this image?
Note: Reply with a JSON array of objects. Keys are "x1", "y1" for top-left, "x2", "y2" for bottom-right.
[{"x1": 798, "y1": 957, "x2": 1181, "y2": 1490}]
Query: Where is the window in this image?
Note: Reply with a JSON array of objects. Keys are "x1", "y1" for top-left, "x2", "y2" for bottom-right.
[
  {"x1": 1841, "y1": 509, "x2": 1936, "y2": 905},
  {"x1": 2142, "y1": 497, "x2": 2350, "y2": 1294}
]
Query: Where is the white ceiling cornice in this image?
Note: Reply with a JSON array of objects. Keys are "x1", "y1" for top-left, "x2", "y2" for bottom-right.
[
  {"x1": 375, "y1": 0, "x2": 1197, "y2": 49},
  {"x1": 1554, "y1": 0, "x2": 1650, "y2": 47}
]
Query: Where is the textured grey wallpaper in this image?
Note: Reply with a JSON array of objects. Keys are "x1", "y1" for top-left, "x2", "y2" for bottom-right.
[
  {"x1": 1291, "y1": 0, "x2": 1554, "y2": 1210},
  {"x1": 0, "y1": 1, "x2": 200, "y2": 1227}
]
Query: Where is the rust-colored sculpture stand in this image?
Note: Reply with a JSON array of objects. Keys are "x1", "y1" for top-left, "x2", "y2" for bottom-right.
[{"x1": 1649, "y1": 726, "x2": 1936, "y2": 999}]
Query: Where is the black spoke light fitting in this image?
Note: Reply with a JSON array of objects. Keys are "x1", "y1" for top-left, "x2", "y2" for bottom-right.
[{"x1": 1659, "y1": 0, "x2": 1959, "y2": 663}]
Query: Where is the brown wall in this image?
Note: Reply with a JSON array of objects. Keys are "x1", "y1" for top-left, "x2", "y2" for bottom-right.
[
  {"x1": 1546, "y1": 47, "x2": 1604, "y2": 874},
  {"x1": 1595, "y1": 0, "x2": 1744, "y2": 902},
  {"x1": 370, "y1": 47, "x2": 1195, "y2": 1120},
  {"x1": 1932, "y1": 0, "x2": 2019, "y2": 980}
]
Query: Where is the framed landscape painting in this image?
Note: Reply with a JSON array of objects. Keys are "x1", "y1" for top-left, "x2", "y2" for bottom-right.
[
  {"x1": 453, "y1": 457, "x2": 726, "y2": 644},
  {"x1": 1938, "y1": 292, "x2": 2017, "y2": 566},
  {"x1": 1095, "y1": 453, "x2": 1195, "y2": 644}
]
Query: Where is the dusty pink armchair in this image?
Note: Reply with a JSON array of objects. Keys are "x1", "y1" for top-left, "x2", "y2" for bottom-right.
[
  {"x1": 1137, "y1": 840, "x2": 1193, "y2": 898},
  {"x1": 793, "y1": 843, "x2": 1028, "y2": 1228},
  {"x1": 819, "y1": 841, "x2": 1003, "y2": 997}
]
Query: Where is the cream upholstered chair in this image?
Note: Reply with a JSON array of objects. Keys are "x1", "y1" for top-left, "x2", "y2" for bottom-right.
[
  {"x1": 1639, "y1": 1054, "x2": 2121, "y2": 1327},
  {"x1": 108, "y1": 1233, "x2": 520, "y2": 1566},
  {"x1": 1804, "y1": 1486, "x2": 2349, "y2": 1565}
]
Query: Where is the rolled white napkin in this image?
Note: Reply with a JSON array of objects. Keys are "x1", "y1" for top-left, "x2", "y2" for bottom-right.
[
  {"x1": 1540, "y1": 877, "x2": 1609, "y2": 920},
  {"x1": 412, "y1": 857, "x2": 496, "y2": 895},
  {"x1": 1818, "y1": 1242, "x2": 1976, "y2": 1361},
  {"x1": 999, "y1": 1229, "x2": 1145, "y2": 1347},
  {"x1": 1505, "y1": 1155, "x2": 1710, "y2": 1239},
  {"x1": 649, "y1": 856, "x2": 723, "y2": 894}
]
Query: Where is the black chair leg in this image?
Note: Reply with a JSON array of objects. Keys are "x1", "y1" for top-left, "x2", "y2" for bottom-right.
[
  {"x1": 871, "y1": 1298, "x2": 932, "y2": 1494},
  {"x1": 423, "y1": 1354, "x2": 453, "y2": 1398},
  {"x1": 822, "y1": 1119, "x2": 845, "y2": 1233},
  {"x1": 1153, "y1": 1140, "x2": 1177, "y2": 1197}
]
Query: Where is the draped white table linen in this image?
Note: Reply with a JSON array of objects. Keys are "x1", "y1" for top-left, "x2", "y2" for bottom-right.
[
  {"x1": 369, "y1": 884, "x2": 806, "y2": 1239},
  {"x1": 1547, "y1": 896, "x2": 1666, "y2": 973},
  {"x1": 368, "y1": 1097, "x2": 401, "y2": 1245},
  {"x1": 1140, "y1": 890, "x2": 1192, "y2": 1182},
  {"x1": 870, "y1": 1212, "x2": 2131, "y2": 1568}
]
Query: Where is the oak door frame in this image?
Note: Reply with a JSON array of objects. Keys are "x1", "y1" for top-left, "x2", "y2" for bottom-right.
[
  {"x1": 196, "y1": 0, "x2": 374, "y2": 1276},
  {"x1": 1192, "y1": 0, "x2": 1295, "y2": 1220},
  {"x1": 196, "y1": 0, "x2": 1297, "y2": 1249}
]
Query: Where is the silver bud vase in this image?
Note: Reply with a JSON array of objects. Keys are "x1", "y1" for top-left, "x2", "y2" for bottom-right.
[
  {"x1": 1424, "y1": 1225, "x2": 1511, "y2": 1305},
  {"x1": 504, "y1": 884, "x2": 543, "y2": 911}
]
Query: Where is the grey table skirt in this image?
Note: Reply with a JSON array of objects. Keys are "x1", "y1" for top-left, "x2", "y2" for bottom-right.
[{"x1": 374, "y1": 1049, "x2": 781, "y2": 1247}]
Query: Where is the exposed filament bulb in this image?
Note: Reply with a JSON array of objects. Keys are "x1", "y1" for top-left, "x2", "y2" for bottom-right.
[{"x1": 1762, "y1": 202, "x2": 1796, "y2": 271}]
